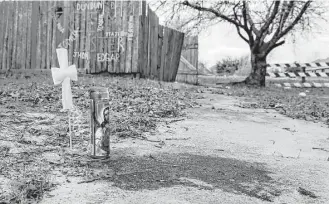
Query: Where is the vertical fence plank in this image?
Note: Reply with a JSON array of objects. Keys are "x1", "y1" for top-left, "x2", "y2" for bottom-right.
[
  {"x1": 11, "y1": 1, "x2": 19, "y2": 69},
  {"x1": 90, "y1": 6, "x2": 98, "y2": 73},
  {"x1": 148, "y1": 9, "x2": 153, "y2": 78},
  {"x1": 25, "y1": 2, "x2": 32, "y2": 69},
  {"x1": 152, "y1": 11, "x2": 159, "y2": 79},
  {"x1": 79, "y1": 4, "x2": 86, "y2": 71},
  {"x1": 101, "y1": 2, "x2": 107, "y2": 73},
  {"x1": 119, "y1": 1, "x2": 127, "y2": 73},
  {"x1": 149, "y1": 9, "x2": 154, "y2": 78},
  {"x1": 46, "y1": 1, "x2": 52, "y2": 70},
  {"x1": 114, "y1": 1, "x2": 122, "y2": 73},
  {"x1": 167, "y1": 29, "x2": 175, "y2": 81},
  {"x1": 96, "y1": 5, "x2": 104, "y2": 72},
  {"x1": 7, "y1": 2, "x2": 14, "y2": 70},
  {"x1": 56, "y1": 1, "x2": 65, "y2": 68},
  {"x1": 163, "y1": 28, "x2": 170, "y2": 81},
  {"x1": 13, "y1": 1, "x2": 20, "y2": 69},
  {"x1": 1, "y1": 2, "x2": 9, "y2": 70},
  {"x1": 146, "y1": 6, "x2": 152, "y2": 78},
  {"x1": 71, "y1": 2, "x2": 76, "y2": 68},
  {"x1": 0, "y1": 2, "x2": 4, "y2": 70},
  {"x1": 157, "y1": 25, "x2": 163, "y2": 80},
  {"x1": 125, "y1": 1, "x2": 133, "y2": 73},
  {"x1": 160, "y1": 28, "x2": 168, "y2": 81},
  {"x1": 125, "y1": 14, "x2": 133, "y2": 73},
  {"x1": 137, "y1": 1, "x2": 146, "y2": 75},
  {"x1": 101, "y1": 3, "x2": 106, "y2": 73},
  {"x1": 131, "y1": 1, "x2": 140, "y2": 73},
  {"x1": 104, "y1": 1, "x2": 109, "y2": 72},
  {"x1": 51, "y1": 1, "x2": 58, "y2": 68},
  {"x1": 41, "y1": 1, "x2": 47, "y2": 69},
  {"x1": 105, "y1": 1, "x2": 111, "y2": 73},
  {"x1": 73, "y1": 2, "x2": 80, "y2": 70},
  {"x1": 110, "y1": 1, "x2": 116, "y2": 73},
  {"x1": 172, "y1": 31, "x2": 180, "y2": 81},
  {"x1": 68, "y1": 2, "x2": 74, "y2": 66},
  {"x1": 35, "y1": 2, "x2": 42, "y2": 70},
  {"x1": 20, "y1": 1, "x2": 28, "y2": 70},
  {"x1": 85, "y1": 4, "x2": 91, "y2": 72},
  {"x1": 142, "y1": 3, "x2": 148, "y2": 78},
  {"x1": 63, "y1": 0, "x2": 69, "y2": 48},
  {"x1": 95, "y1": 8, "x2": 101, "y2": 73},
  {"x1": 172, "y1": 31, "x2": 184, "y2": 81},
  {"x1": 16, "y1": 2, "x2": 23, "y2": 69}
]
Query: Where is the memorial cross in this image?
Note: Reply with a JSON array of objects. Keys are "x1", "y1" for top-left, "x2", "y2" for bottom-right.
[{"x1": 51, "y1": 48, "x2": 78, "y2": 149}]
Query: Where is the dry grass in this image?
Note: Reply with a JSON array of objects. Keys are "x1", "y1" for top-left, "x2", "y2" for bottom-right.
[{"x1": 0, "y1": 75, "x2": 198, "y2": 203}]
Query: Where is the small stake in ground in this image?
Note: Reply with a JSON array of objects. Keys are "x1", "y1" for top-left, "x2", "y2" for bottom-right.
[{"x1": 51, "y1": 48, "x2": 78, "y2": 149}]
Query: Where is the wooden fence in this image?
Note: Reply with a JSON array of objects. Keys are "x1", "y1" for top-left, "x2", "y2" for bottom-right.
[
  {"x1": 139, "y1": 6, "x2": 185, "y2": 81},
  {"x1": 176, "y1": 36, "x2": 199, "y2": 84},
  {"x1": 0, "y1": 1, "x2": 185, "y2": 82}
]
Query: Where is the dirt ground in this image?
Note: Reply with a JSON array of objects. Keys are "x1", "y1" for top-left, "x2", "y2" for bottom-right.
[{"x1": 38, "y1": 90, "x2": 329, "y2": 204}]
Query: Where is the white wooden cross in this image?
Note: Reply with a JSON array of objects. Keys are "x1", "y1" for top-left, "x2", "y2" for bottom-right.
[
  {"x1": 51, "y1": 48, "x2": 78, "y2": 149},
  {"x1": 51, "y1": 48, "x2": 78, "y2": 110}
]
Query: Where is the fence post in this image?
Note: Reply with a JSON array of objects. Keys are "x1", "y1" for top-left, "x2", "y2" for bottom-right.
[
  {"x1": 30, "y1": 2, "x2": 39, "y2": 69},
  {"x1": 302, "y1": 67, "x2": 306, "y2": 83}
]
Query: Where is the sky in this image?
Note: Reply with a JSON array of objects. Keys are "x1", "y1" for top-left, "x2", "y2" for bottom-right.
[{"x1": 198, "y1": 21, "x2": 329, "y2": 67}]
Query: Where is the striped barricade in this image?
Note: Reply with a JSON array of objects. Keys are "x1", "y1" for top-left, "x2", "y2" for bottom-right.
[
  {"x1": 274, "y1": 82, "x2": 329, "y2": 88},
  {"x1": 267, "y1": 62, "x2": 329, "y2": 73},
  {"x1": 266, "y1": 72, "x2": 329, "y2": 78},
  {"x1": 266, "y1": 63, "x2": 329, "y2": 88}
]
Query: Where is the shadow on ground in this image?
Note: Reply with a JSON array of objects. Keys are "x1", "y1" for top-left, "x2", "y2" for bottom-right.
[{"x1": 98, "y1": 153, "x2": 282, "y2": 202}]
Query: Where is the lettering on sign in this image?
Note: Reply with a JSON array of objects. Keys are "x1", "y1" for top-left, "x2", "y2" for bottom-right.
[
  {"x1": 58, "y1": 30, "x2": 79, "y2": 49},
  {"x1": 105, "y1": 32, "x2": 120, "y2": 37},
  {"x1": 108, "y1": 1, "x2": 116, "y2": 20},
  {"x1": 97, "y1": 13, "x2": 104, "y2": 32},
  {"x1": 68, "y1": 2, "x2": 136, "y2": 64},
  {"x1": 57, "y1": 22, "x2": 65, "y2": 33},
  {"x1": 77, "y1": 2, "x2": 103, "y2": 11},
  {"x1": 97, "y1": 53, "x2": 120, "y2": 62},
  {"x1": 73, "y1": 52, "x2": 89, "y2": 60}
]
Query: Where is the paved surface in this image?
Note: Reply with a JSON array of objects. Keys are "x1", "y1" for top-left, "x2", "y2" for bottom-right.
[{"x1": 40, "y1": 92, "x2": 329, "y2": 204}]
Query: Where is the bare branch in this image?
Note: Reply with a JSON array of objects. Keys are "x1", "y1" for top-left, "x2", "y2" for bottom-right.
[
  {"x1": 258, "y1": 1, "x2": 280, "y2": 38},
  {"x1": 243, "y1": 1, "x2": 260, "y2": 36},
  {"x1": 182, "y1": 0, "x2": 243, "y2": 28},
  {"x1": 277, "y1": 1, "x2": 312, "y2": 39},
  {"x1": 242, "y1": 1, "x2": 255, "y2": 45},
  {"x1": 235, "y1": 24, "x2": 249, "y2": 43},
  {"x1": 265, "y1": 40, "x2": 285, "y2": 56}
]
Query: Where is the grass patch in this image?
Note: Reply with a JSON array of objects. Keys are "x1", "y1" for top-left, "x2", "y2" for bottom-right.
[{"x1": 210, "y1": 84, "x2": 329, "y2": 126}]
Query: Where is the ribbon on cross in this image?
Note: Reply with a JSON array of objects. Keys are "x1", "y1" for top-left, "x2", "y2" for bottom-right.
[{"x1": 51, "y1": 48, "x2": 78, "y2": 110}]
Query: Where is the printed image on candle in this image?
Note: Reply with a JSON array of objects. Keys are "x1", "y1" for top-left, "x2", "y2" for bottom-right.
[{"x1": 94, "y1": 103, "x2": 110, "y2": 156}]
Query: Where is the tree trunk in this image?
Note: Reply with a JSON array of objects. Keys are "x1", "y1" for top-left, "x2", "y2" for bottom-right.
[{"x1": 244, "y1": 53, "x2": 267, "y2": 87}]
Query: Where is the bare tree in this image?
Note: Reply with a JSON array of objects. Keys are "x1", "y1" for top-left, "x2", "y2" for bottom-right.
[{"x1": 154, "y1": 0, "x2": 327, "y2": 86}]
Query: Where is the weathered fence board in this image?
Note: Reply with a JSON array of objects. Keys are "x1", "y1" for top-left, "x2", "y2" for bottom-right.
[
  {"x1": 0, "y1": 2, "x2": 3, "y2": 69},
  {"x1": 7, "y1": 3, "x2": 14, "y2": 70},
  {"x1": 137, "y1": 1, "x2": 146, "y2": 75},
  {"x1": 131, "y1": 1, "x2": 140, "y2": 73},
  {"x1": 160, "y1": 28, "x2": 169, "y2": 81},
  {"x1": 157, "y1": 25, "x2": 163, "y2": 80},
  {"x1": 26, "y1": 2, "x2": 32, "y2": 69},
  {"x1": 176, "y1": 36, "x2": 199, "y2": 84}
]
